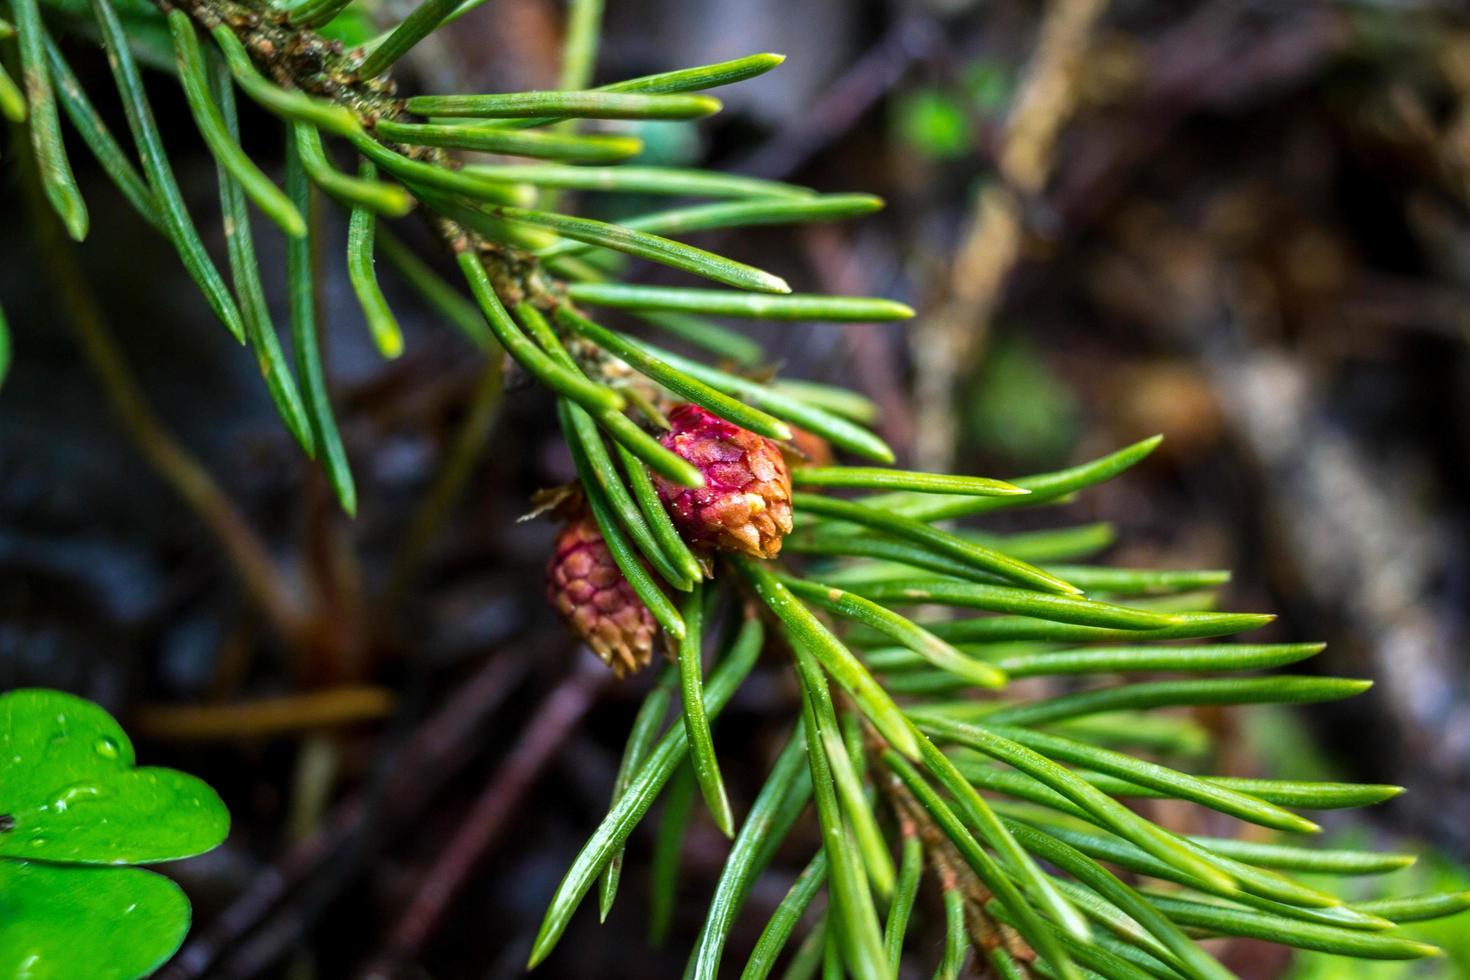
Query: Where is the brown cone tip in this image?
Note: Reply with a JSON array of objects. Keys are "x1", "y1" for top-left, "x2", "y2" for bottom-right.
[
  {"x1": 546, "y1": 510, "x2": 657, "y2": 677},
  {"x1": 787, "y1": 425, "x2": 835, "y2": 467},
  {"x1": 655, "y1": 404, "x2": 794, "y2": 559}
]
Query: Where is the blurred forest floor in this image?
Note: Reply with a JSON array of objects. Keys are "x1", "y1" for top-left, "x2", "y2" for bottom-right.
[{"x1": 3, "y1": 0, "x2": 1470, "y2": 977}]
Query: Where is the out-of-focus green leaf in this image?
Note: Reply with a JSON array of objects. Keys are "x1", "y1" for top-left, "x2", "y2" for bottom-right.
[
  {"x1": 891, "y1": 89, "x2": 972, "y2": 161},
  {"x1": 965, "y1": 336, "x2": 1079, "y2": 466}
]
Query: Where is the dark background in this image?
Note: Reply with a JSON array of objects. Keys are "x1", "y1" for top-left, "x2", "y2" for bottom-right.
[{"x1": 2, "y1": 0, "x2": 1469, "y2": 976}]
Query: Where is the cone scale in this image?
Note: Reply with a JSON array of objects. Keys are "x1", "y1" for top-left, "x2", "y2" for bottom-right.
[
  {"x1": 654, "y1": 404, "x2": 794, "y2": 559},
  {"x1": 546, "y1": 509, "x2": 658, "y2": 677}
]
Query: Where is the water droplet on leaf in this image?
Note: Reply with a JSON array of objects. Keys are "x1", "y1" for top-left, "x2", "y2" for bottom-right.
[{"x1": 52, "y1": 783, "x2": 107, "y2": 812}]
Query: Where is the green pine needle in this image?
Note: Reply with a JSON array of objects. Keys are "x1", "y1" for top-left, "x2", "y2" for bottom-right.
[
  {"x1": 690, "y1": 729, "x2": 810, "y2": 980},
  {"x1": 14, "y1": 0, "x2": 87, "y2": 241},
  {"x1": 8, "y1": 8, "x2": 1459, "y2": 976},
  {"x1": 556, "y1": 307, "x2": 793, "y2": 438},
  {"x1": 285, "y1": 138, "x2": 356, "y2": 514},
  {"x1": 675, "y1": 585, "x2": 733, "y2": 835},
  {"x1": 527, "y1": 619, "x2": 764, "y2": 968},
  {"x1": 169, "y1": 10, "x2": 305, "y2": 238},
  {"x1": 741, "y1": 851, "x2": 827, "y2": 980},
  {"x1": 495, "y1": 208, "x2": 789, "y2": 292},
  {"x1": 405, "y1": 90, "x2": 721, "y2": 119},
  {"x1": 469, "y1": 163, "x2": 814, "y2": 202},
  {"x1": 375, "y1": 119, "x2": 643, "y2": 162},
  {"x1": 792, "y1": 466, "x2": 1026, "y2": 496},
  {"x1": 93, "y1": 0, "x2": 245, "y2": 342},
  {"x1": 599, "y1": 673, "x2": 674, "y2": 921},
  {"x1": 357, "y1": 0, "x2": 461, "y2": 78},
  {"x1": 293, "y1": 123, "x2": 414, "y2": 216},
  {"x1": 345, "y1": 172, "x2": 406, "y2": 358},
  {"x1": 42, "y1": 33, "x2": 158, "y2": 228},
  {"x1": 211, "y1": 27, "x2": 361, "y2": 137},
  {"x1": 735, "y1": 557, "x2": 919, "y2": 760},
  {"x1": 566, "y1": 284, "x2": 915, "y2": 321}
]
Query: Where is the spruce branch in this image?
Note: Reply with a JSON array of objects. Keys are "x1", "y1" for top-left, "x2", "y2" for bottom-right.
[
  {"x1": 145, "y1": 0, "x2": 807, "y2": 415},
  {"x1": 6, "y1": 2, "x2": 1467, "y2": 977}
]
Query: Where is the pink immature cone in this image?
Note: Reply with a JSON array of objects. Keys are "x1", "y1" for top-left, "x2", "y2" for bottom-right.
[
  {"x1": 546, "y1": 509, "x2": 657, "y2": 677},
  {"x1": 654, "y1": 404, "x2": 794, "y2": 559}
]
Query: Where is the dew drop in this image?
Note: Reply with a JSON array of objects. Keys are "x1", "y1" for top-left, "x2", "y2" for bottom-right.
[
  {"x1": 93, "y1": 737, "x2": 120, "y2": 760},
  {"x1": 52, "y1": 783, "x2": 106, "y2": 812}
]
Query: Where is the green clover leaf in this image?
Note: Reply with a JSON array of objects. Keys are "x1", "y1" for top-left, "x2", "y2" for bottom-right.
[
  {"x1": 0, "y1": 689, "x2": 228, "y2": 864},
  {"x1": 0, "y1": 861, "x2": 192, "y2": 980},
  {"x1": 0, "y1": 689, "x2": 230, "y2": 980}
]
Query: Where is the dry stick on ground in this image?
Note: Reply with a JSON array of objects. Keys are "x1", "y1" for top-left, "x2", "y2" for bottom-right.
[
  {"x1": 1207, "y1": 337, "x2": 1470, "y2": 852},
  {"x1": 1052, "y1": 3, "x2": 1345, "y2": 233},
  {"x1": 160, "y1": 653, "x2": 528, "y2": 980},
  {"x1": 734, "y1": 16, "x2": 942, "y2": 180},
  {"x1": 911, "y1": 0, "x2": 1109, "y2": 471},
  {"x1": 17, "y1": 131, "x2": 311, "y2": 653},
  {"x1": 359, "y1": 663, "x2": 612, "y2": 978},
  {"x1": 1054, "y1": 4, "x2": 1248, "y2": 223},
  {"x1": 133, "y1": 686, "x2": 396, "y2": 739}
]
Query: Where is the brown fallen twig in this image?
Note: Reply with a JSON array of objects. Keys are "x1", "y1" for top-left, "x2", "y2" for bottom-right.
[
  {"x1": 133, "y1": 687, "x2": 396, "y2": 740},
  {"x1": 733, "y1": 15, "x2": 943, "y2": 180},
  {"x1": 912, "y1": 0, "x2": 1110, "y2": 471},
  {"x1": 160, "y1": 652, "x2": 528, "y2": 980},
  {"x1": 1052, "y1": 3, "x2": 1348, "y2": 233},
  {"x1": 357, "y1": 662, "x2": 611, "y2": 978}
]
